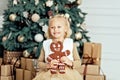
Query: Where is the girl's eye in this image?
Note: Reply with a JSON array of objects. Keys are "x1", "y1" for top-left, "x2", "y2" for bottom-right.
[
  {"x1": 57, "y1": 26, "x2": 61, "y2": 28},
  {"x1": 50, "y1": 27, "x2": 54, "y2": 29}
]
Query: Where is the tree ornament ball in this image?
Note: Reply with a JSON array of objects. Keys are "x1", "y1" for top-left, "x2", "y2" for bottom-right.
[
  {"x1": 76, "y1": 0, "x2": 82, "y2": 5},
  {"x1": 33, "y1": 47, "x2": 38, "y2": 53},
  {"x1": 34, "y1": 34, "x2": 44, "y2": 42},
  {"x1": 55, "y1": 5, "x2": 58, "y2": 11},
  {"x1": 31, "y1": 13, "x2": 40, "y2": 22},
  {"x1": 17, "y1": 35, "x2": 24, "y2": 42},
  {"x1": 45, "y1": 0, "x2": 53, "y2": 7},
  {"x1": 65, "y1": 13, "x2": 70, "y2": 19},
  {"x1": 75, "y1": 41, "x2": 80, "y2": 47},
  {"x1": 48, "y1": 10, "x2": 53, "y2": 17},
  {"x1": 9, "y1": 14, "x2": 17, "y2": 21},
  {"x1": 23, "y1": 50, "x2": 30, "y2": 58},
  {"x1": 2, "y1": 36, "x2": 7, "y2": 42},
  {"x1": 68, "y1": 0, "x2": 76, "y2": 3},
  {"x1": 75, "y1": 32, "x2": 82, "y2": 40},
  {"x1": 23, "y1": 11, "x2": 29, "y2": 18}
]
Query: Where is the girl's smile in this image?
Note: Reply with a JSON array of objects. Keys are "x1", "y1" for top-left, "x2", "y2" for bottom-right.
[{"x1": 53, "y1": 32, "x2": 60, "y2": 35}]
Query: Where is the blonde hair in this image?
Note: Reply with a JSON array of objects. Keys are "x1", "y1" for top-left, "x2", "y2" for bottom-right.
[{"x1": 45, "y1": 14, "x2": 72, "y2": 39}]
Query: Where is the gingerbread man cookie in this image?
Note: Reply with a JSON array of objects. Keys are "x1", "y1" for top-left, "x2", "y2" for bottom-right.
[{"x1": 47, "y1": 41, "x2": 70, "y2": 74}]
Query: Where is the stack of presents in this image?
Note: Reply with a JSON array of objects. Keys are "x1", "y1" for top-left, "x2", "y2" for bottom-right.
[
  {"x1": 0, "y1": 51, "x2": 39, "y2": 80},
  {"x1": 0, "y1": 42, "x2": 106, "y2": 80},
  {"x1": 80, "y1": 42, "x2": 106, "y2": 80}
]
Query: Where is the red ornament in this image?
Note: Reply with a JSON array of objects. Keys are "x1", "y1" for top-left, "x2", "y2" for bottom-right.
[{"x1": 48, "y1": 10, "x2": 53, "y2": 17}]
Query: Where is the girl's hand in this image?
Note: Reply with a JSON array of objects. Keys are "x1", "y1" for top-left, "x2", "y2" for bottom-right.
[
  {"x1": 48, "y1": 59, "x2": 59, "y2": 68},
  {"x1": 60, "y1": 56, "x2": 73, "y2": 67}
]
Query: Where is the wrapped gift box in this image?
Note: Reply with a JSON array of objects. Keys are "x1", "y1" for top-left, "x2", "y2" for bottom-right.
[
  {"x1": 3, "y1": 50, "x2": 22, "y2": 64},
  {"x1": 79, "y1": 64, "x2": 100, "y2": 75},
  {"x1": 16, "y1": 68, "x2": 24, "y2": 80},
  {"x1": 24, "y1": 70, "x2": 32, "y2": 80},
  {"x1": 26, "y1": 58, "x2": 35, "y2": 71},
  {"x1": 1, "y1": 65, "x2": 12, "y2": 76},
  {"x1": 21, "y1": 57, "x2": 26, "y2": 69},
  {"x1": 20, "y1": 57, "x2": 37, "y2": 79},
  {"x1": 82, "y1": 42, "x2": 102, "y2": 65},
  {"x1": 26, "y1": 59, "x2": 36, "y2": 78},
  {"x1": 21, "y1": 57, "x2": 36, "y2": 71},
  {"x1": 0, "y1": 76, "x2": 13, "y2": 80},
  {"x1": 82, "y1": 74, "x2": 106, "y2": 80}
]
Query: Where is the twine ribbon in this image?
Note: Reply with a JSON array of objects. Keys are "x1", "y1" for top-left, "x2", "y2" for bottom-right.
[{"x1": 83, "y1": 43, "x2": 97, "y2": 80}]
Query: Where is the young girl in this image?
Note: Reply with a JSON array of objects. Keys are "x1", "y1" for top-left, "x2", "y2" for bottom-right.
[{"x1": 33, "y1": 14, "x2": 83, "y2": 80}]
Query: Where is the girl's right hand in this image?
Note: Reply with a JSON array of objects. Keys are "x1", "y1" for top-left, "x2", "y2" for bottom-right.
[{"x1": 48, "y1": 60, "x2": 59, "y2": 68}]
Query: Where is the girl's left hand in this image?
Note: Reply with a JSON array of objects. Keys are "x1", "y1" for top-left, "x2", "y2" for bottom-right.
[{"x1": 60, "y1": 56, "x2": 73, "y2": 67}]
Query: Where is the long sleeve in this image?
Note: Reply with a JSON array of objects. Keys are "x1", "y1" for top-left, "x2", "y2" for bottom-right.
[
  {"x1": 72, "y1": 43, "x2": 82, "y2": 70},
  {"x1": 38, "y1": 47, "x2": 48, "y2": 71}
]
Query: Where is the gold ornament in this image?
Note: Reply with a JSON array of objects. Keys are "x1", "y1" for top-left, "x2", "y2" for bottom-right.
[
  {"x1": 75, "y1": 32, "x2": 82, "y2": 40},
  {"x1": 17, "y1": 35, "x2": 24, "y2": 42},
  {"x1": 33, "y1": 47, "x2": 37, "y2": 54},
  {"x1": 76, "y1": 0, "x2": 82, "y2": 5},
  {"x1": 9, "y1": 14, "x2": 17, "y2": 21},
  {"x1": 31, "y1": 13, "x2": 40, "y2": 22},
  {"x1": 23, "y1": 50, "x2": 30, "y2": 58},
  {"x1": 2, "y1": 36, "x2": 7, "y2": 42}
]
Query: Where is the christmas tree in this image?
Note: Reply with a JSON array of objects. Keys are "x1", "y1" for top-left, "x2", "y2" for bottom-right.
[{"x1": 0, "y1": 0, "x2": 90, "y2": 58}]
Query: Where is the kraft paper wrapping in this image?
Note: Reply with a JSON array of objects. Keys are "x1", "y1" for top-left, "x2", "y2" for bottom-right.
[
  {"x1": 82, "y1": 42, "x2": 102, "y2": 65},
  {"x1": 16, "y1": 68, "x2": 24, "y2": 80},
  {"x1": 1, "y1": 65, "x2": 12, "y2": 76},
  {"x1": 21, "y1": 57, "x2": 26, "y2": 69},
  {"x1": 1, "y1": 76, "x2": 13, "y2": 80},
  {"x1": 86, "y1": 75, "x2": 105, "y2": 80},
  {"x1": 79, "y1": 65, "x2": 100, "y2": 75},
  {"x1": 24, "y1": 70, "x2": 32, "y2": 80}
]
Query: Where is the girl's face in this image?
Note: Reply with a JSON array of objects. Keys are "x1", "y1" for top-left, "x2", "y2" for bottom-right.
[{"x1": 49, "y1": 18, "x2": 67, "y2": 40}]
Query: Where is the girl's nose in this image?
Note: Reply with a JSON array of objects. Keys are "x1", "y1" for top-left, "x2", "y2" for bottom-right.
[{"x1": 54, "y1": 27, "x2": 57, "y2": 30}]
